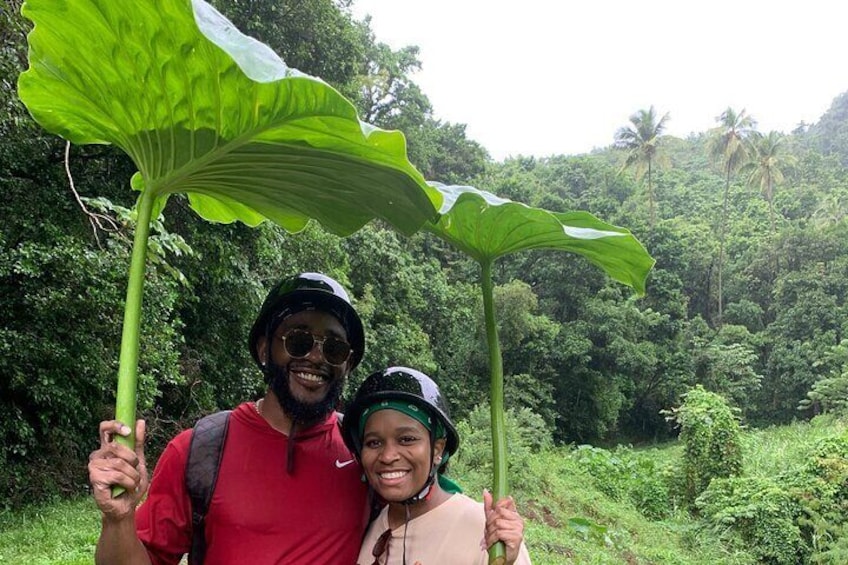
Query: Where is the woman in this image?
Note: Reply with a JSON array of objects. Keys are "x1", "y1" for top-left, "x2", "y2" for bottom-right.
[{"x1": 342, "y1": 366, "x2": 532, "y2": 565}]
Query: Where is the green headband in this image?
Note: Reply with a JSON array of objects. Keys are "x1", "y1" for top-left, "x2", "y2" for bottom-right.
[
  {"x1": 358, "y1": 400, "x2": 446, "y2": 441},
  {"x1": 357, "y1": 399, "x2": 462, "y2": 494}
]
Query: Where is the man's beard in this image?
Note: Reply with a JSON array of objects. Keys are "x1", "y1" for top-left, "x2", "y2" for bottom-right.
[{"x1": 267, "y1": 363, "x2": 343, "y2": 426}]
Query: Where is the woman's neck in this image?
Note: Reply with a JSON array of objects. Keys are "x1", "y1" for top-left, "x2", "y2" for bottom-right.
[{"x1": 386, "y1": 484, "x2": 452, "y2": 529}]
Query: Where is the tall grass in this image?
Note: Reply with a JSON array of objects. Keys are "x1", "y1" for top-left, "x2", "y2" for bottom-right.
[
  {"x1": 742, "y1": 414, "x2": 847, "y2": 477},
  {"x1": 0, "y1": 496, "x2": 99, "y2": 564},
  {"x1": 515, "y1": 450, "x2": 756, "y2": 564}
]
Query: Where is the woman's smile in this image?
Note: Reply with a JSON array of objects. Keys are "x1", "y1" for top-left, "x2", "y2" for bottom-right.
[{"x1": 361, "y1": 410, "x2": 439, "y2": 502}]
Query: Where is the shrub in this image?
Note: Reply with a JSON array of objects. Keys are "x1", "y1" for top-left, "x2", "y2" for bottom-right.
[
  {"x1": 572, "y1": 445, "x2": 630, "y2": 501},
  {"x1": 694, "y1": 432, "x2": 848, "y2": 565},
  {"x1": 668, "y1": 385, "x2": 743, "y2": 505},
  {"x1": 696, "y1": 476, "x2": 804, "y2": 565},
  {"x1": 451, "y1": 403, "x2": 552, "y2": 497},
  {"x1": 791, "y1": 432, "x2": 848, "y2": 563},
  {"x1": 571, "y1": 444, "x2": 673, "y2": 519}
]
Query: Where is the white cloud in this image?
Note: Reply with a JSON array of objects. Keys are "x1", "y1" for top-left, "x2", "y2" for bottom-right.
[{"x1": 352, "y1": 0, "x2": 847, "y2": 160}]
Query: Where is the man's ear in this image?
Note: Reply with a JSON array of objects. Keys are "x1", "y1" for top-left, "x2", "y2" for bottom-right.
[{"x1": 256, "y1": 337, "x2": 269, "y2": 366}]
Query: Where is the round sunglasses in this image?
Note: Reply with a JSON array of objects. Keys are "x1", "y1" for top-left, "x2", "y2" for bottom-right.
[{"x1": 277, "y1": 329, "x2": 352, "y2": 366}]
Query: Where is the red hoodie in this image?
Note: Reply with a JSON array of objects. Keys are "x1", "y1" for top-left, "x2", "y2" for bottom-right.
[{"x1": 137, "y1": 402, "x2": 368, "y2": 564}]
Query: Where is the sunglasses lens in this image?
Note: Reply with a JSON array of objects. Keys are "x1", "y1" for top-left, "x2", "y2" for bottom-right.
[
  {"x1": 283, "y1": 330, "x2": 314, "y2": 358},
  {"x1": 372, "y1": 528, "x2": 391, "y2": 563},
  {"x1": 322, "y1": 337, "x2": 351, "y2": 365},
  {"x1": 281, "y1": 330, "x2": 351, "y2": 365}
]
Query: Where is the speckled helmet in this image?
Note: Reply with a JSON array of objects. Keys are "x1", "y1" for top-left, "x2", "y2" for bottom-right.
[
  {"x1": 342, "y1": 366, "x2": 459, "y2": 469},
  {"x1": 248, "y1": 273, "x2": 365, "y2": 370}
]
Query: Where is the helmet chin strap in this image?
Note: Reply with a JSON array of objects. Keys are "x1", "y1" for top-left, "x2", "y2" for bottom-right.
[{"x1": 401, "y1": 471, "x2": 436, "y2": 505}]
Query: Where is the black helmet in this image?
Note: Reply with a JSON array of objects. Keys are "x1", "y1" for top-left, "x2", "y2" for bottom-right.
[
  {"x1": 342, "y1": 366, "x2": 459, "y2": 468},
  {"x1": 249, "y1": 272, "x2": 365, "y2": 370}
]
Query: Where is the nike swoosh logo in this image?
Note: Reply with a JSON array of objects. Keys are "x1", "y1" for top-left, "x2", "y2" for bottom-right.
[{"x1": 335, "y1": 458, "x2": 356, "y2": 468}]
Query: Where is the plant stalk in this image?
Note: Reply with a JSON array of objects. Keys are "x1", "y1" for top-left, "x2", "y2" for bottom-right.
[
  {"x1": 481, "y1": 259, "x2": 507, "y2": 565},
  {"x1": 111, "y1": 188, "x2": 156, "y2": 497}
]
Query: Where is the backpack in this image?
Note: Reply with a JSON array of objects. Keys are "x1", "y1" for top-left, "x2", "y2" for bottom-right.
[{"x1": 185, "y1": 410, "x2": 232, "y2": 565}]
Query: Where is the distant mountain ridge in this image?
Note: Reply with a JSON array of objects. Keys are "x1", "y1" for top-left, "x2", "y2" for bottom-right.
[{"x1": 808, "y1": 90, "x2": 848, "y2": 165}]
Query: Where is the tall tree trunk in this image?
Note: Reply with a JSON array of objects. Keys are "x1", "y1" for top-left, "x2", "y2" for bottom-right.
[
  {"x1": 648, "y1": 159, "x2": 655, "y2": 228},
  {"x1": 767, "y1": 175, "x2": 775, "y2": 237},
  {"x1": 717, "y1": 164, "x2": 731, "y2": 328},
  {"x1": 767, "y1": 175, "x2": 777, "y2": 282}
]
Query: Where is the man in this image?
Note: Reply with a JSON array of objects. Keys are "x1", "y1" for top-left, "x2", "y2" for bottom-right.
[{"x1": 88, "y1": 273, "x2": 369, "y2": 565}]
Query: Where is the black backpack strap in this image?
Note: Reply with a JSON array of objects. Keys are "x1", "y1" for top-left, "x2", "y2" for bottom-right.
[{"x1": 185, "y1": 410, "x2": 231, "y2": 565}]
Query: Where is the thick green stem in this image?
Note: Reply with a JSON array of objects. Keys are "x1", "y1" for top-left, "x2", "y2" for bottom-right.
[
  {"x1": 111, "y1": 188, "x2": 155, "y2": 497},
  {"x1": 481, "y1": 259, "x2": 507, "y2": 565}
]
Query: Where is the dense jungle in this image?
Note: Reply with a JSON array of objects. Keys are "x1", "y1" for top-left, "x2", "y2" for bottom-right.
[{"x1": 2, "y1": 1, "x2": 847, "y2": 563}]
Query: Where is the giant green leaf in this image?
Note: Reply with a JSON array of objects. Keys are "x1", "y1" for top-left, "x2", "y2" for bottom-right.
[
  {"x1": 16, "y1": 0, "x2": 441, "y2": 488},
  {"x1": 428, "y1": 183, "x2": 654, "y2": 293},
  {"x1": 426, "y1": 183, "x2": 654, "y2": 564},
  {"x1": 18, "y1": 0, "x2": 441, "y2": 235}
]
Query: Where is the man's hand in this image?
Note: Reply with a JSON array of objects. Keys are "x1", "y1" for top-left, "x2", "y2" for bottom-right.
[{"x1": 89, "y1": 419, "x2": 149, "y2": 520}]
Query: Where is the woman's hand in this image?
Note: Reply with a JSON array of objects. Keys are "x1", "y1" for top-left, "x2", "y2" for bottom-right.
[{"x1": 483, "y1": 489, "x2": 525, "y2": 565}]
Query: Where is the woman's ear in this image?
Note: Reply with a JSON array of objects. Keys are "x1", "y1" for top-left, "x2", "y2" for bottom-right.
[{"x1": 433, "y1": 438, "x2": 447, "y2": 462}]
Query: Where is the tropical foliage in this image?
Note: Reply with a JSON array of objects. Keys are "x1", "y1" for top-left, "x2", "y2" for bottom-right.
[
  {"x1": 4, "y1": 2, "x2": 848, "y2": 562},
  {"x1": 741, "y1": 130, "x2": 797, "y2": 236}
]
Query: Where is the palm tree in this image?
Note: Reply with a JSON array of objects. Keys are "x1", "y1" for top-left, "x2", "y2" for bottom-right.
[
  {"x1": 615, "y1": 106, "x2": 670, "y2": 227},
  {"x1": 706, "y1": 108, "x2": 755, "y2": 327},
  {"x1": 813, "y1": 193, "x2": 848, "y2": 227},
  {"x1": 740, "y1": 131, "x2": 796, "y2": 237}
]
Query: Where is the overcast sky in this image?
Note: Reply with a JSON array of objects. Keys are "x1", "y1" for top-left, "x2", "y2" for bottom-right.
[{"x1": 350, "y1": 0, "x2": 847, "y2": 161}]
